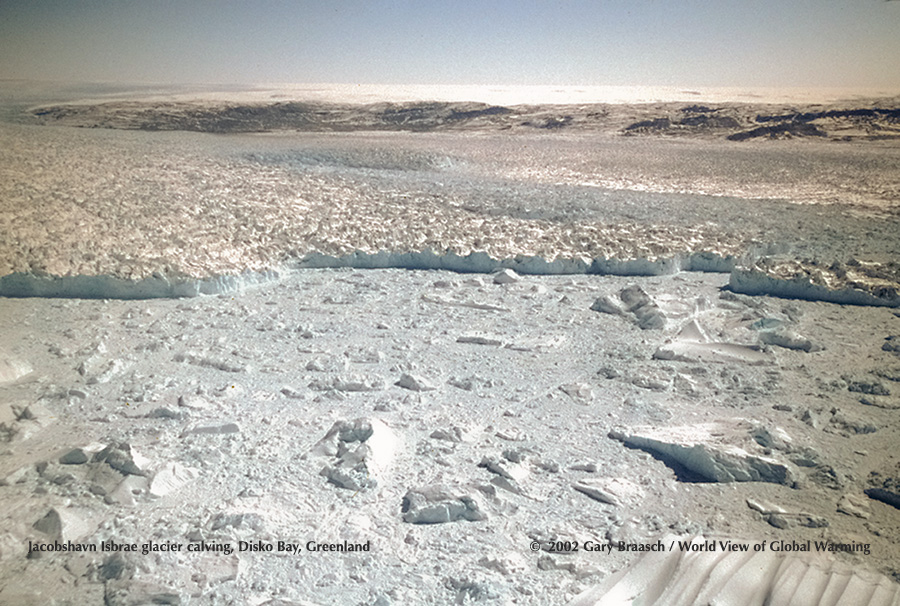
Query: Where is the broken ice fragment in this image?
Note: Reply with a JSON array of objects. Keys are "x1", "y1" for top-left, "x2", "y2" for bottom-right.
[
  {"x1": 92, "y1": 441, "x2": 146, "y2": 476},
  {"x1": 609, "y1": 422, "x2": 797, "y2": 486},
  {"x1": 401, "y1": 486, "x2": 487, "y2": 524},
  {"x1": 396, "y1": 373, "x2": 437, "y2": 392},
  {"x1": 312, "y1": 418, "x2": 396, "y2": 491}
]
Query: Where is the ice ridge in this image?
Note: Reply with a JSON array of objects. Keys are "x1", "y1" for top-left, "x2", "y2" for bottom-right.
[
  {"x1": 1, "y1": 249, "x2": 896, "y2": 308},
  {"x1": 0, "y1": 249, "x2": 736, "y2": 299},
  {"x1": 0, "y1": 268, "x2": 284, "y2": 300}
]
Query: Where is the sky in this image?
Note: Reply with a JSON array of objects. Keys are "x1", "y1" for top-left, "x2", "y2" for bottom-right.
[{"x1": 1, "y1": 0, "x2": 899, "y2": 89}]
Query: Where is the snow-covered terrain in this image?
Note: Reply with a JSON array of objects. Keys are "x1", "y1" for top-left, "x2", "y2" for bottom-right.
[{"x1": 1, "y1": 83, "x2": 899, "y2": 604}]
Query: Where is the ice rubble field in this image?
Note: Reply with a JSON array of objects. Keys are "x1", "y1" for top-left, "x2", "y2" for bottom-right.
[{"x1": 3, "y1": 267, "x2": 900, "y2": 605}]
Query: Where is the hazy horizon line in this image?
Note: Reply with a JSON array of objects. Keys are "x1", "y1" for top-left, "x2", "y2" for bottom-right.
[{"x1": 7, "y1": 80, "x2": 900, "y2": 107}]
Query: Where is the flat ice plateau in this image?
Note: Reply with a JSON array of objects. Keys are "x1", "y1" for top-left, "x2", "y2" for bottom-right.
[{"x1": 1, "y1": 83, "x2": 900, "y2": 605}]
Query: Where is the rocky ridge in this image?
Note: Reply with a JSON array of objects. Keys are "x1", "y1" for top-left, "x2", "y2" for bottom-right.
[{"x1": 27, "y1": 98, "x2": 900, "y2": 142}]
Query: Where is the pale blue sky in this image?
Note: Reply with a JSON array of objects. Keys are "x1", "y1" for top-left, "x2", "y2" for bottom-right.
[{"x1": 1, "y1": 0, "x2": 898, "y2": 88}]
